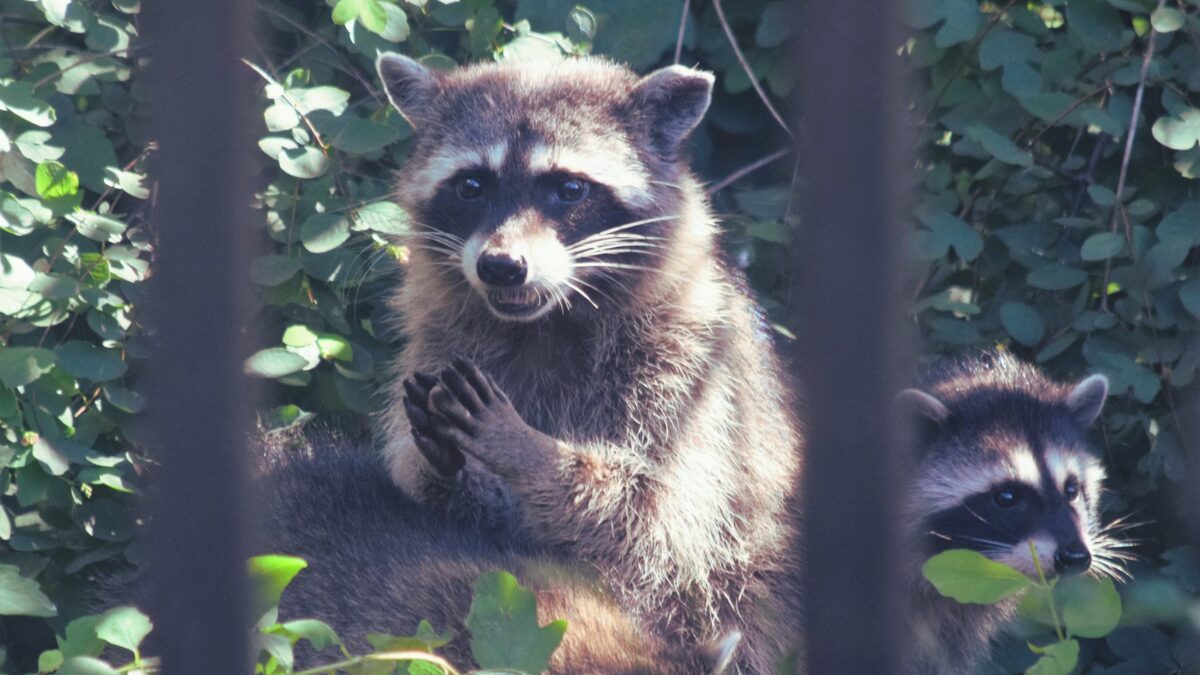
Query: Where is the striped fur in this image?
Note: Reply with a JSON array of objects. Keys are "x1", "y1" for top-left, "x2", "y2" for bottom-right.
[
  {"x1": 374, "y1": 54, "x2": 804, "y2": 673},
  {"x1": 899, "y1": 353, "x2": 1124, "y2": 673}
]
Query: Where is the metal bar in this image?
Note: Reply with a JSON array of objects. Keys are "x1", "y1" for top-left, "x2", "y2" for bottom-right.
[
  {"x1": 143, "y1": 2, "x2": 256, "y2": 672},
  {"x1": 792, "y1": 1, "x2": 914, "y2": 672}
]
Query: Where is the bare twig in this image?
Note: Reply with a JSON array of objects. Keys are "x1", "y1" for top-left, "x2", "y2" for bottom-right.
[
  {"x1": 1109, "y1": 0, "x2": 1166, "y2": 233},
  {"x1": 243, "y1": 58, "x2": 330, "y2": 153},
  {"x1": 711, "y1": 0, "x2": 794, "y2": 138},
  {"x1": 1021, "y1": 84, "x2": 1111, "y2": 147},
  {"x1": 923, "y1": 0, "x2": 1020, "y2": 123},
  {"x1": 674, "y1": 0, "x2": 691, "y2": 64},
  {"x1": 707, "y1": 148, "x2": 791, "y2": 194},
  {"x1": 31, "y1": 45, "x2": 144, "y2": 90},
  {"x1": 256, "y1": 3, "x2": 384, "y2": 104}
]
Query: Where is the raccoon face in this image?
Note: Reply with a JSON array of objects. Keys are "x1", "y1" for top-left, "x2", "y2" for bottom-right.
[
  {"x1": 376, "y1": 54, "x2": 713, "y2": 322},
  {"x1": 901, "y1": 374, "x2": 1111, "y2": 579}
]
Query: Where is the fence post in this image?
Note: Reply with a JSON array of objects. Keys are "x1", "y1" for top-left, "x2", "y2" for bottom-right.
[
  {"x1": 142, "y1": 2, "x2": 257, "y2": 672},
  {"x1": 792, "y1": 2, "x2": 914, "y2": 672}
]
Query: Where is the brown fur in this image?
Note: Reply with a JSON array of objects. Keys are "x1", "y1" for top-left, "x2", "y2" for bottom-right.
[{"x1": 374, "y1": 55, "x2": 804, "y2": 673}]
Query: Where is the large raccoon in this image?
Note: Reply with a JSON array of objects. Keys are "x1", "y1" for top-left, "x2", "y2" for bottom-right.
[
  {"x1": 898, "y1": 352, "x2": 1127, "y2": 673},
  {"x1": 372, "y1": 54, "x2": 803, "y2": 672},
  {"x1": 258, "y1": 437, "x2": 738, "y2": 673}
]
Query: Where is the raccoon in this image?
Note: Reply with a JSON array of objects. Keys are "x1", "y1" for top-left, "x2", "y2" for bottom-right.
[
  {"x1": 258, "y1": 437, "x2": 738, "y2": 674},
  {"x1": 898, "y1": 352, "x2": 1125, "y2": 673},
  {"x1": 372, "y1": 54, "x2": 804, "y2": 672}
]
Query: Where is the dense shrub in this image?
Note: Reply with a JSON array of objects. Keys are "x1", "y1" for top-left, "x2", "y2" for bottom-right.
[{"x1": 0, "y1": 0, "x2": 1195, "y2": 672}]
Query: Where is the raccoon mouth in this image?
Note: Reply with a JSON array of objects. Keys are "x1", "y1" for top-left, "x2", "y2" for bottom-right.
[{"x1": 486, "y1": 287, "x2": 546, "y2": 318}]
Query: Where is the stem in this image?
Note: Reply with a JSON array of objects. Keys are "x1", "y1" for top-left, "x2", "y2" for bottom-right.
[
  {"x1": 673, "y1": 0, "x2": 690, "y2": 64},
  {"x1": 706, "y1": 148, "x2": 791, "y2": 194},
  {"x1": 291, "y1": 650, "x2": 462, "y2": 675},
  {"x1": 1029, "y1": 540, "x2": 1066, "y2": 642},
  {"x1": 711, "y1": 0, "x2": 794, "y2": 138}
]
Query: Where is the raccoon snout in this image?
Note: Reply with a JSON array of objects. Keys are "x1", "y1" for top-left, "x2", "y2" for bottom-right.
[
  {"x1": 477, "y1": 253, "x2": 527, "y2": 287},
  {"x1": 1053, "y1": 543, "x2": 1091, "y2": 575}
]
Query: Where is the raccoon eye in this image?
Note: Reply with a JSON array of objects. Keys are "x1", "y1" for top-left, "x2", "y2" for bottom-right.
[
  {"x1": 1064, "y1": 477, "x2": 1080, "y2": 502},
  {"x1": 555, "y1": 178, "x2": 589, "y2": 203},
  {"x1": 455, "y1": 176, "x2": 485, "y2": 201},
  {"x1": 992, "y1": 489, "x2": 1019, "y2": 509}
]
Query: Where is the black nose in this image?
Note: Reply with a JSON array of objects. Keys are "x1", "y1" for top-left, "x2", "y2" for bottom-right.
[
  {"x1": 1053, "y1": 545, "x2": 1091, "y2": 575},
  {"x1": 476, "y1": 254, "x2": 527, "y2": 287}
]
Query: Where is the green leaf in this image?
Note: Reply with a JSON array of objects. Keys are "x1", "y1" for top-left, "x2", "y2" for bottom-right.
[
  {"x1": 352, "y1": 201, "x2": 409, "y2": 236},
  {"x1": 95, "y1": 606, "x2": 152, "y2": 653},
  {"x1": 0, "y1": 347, "x2": 56, "y2": 387},
  {"x1": 332, "y1": 0, "x2": 387, "y2": 33},
  {"x1": 1026, "y1": 639, "x2": 1079, "y2": 675},
  {"x1": 1152, "y1": 109, "x2": 1200, "y2": 151},
  {"x1": 1000, "y1": 302, "x2": 1045, "y2": 346},
  {"x1": 103, "y1": 385, "x2": 145, "y2": 413},
  {"x1": 330, "y1": 118, "x2": 399, "y2": 154},
  {"x1": 1150, "y1": 7, "x2": 1185, "y2": 32},
  {"x1": 273, "y1": 619, "x2": 342, "y2": 651},
  {"x1": 915, "y1": 211, "x2": 984, "y2": 261},
  {"x1": 301, "y1": 212, "x2": 351, "y2": 253},
  {"x1": 755, "y1": 3, "x2": 791, "y2": 48},
  {"x1": 67, "y1": 212, "x2": 127, "y2": 243},
  {"x1": 57, "y1": 657, "x2": 120, "y2": 675},
  {"x1": 282, "y1": 325, "x2": 319, "y2": 347},
  {"x1": 921, "y1": 549, "x2": 1033, "y2": 604},
  {"x1": 0, "y1": 564, "x2": 57, "y2": 617},
  {"x1": 1179, "y1": 280, "x2": 1200, "y2": 319},
  {"x1": 1068, "y1": 0, "x2": 1124, "y2": 53},
  {"x1": 245, "y1": 348, "x2": 310, "y2": 378},
  {"x1": 966, "y1": 125, "x2": 1032, "y2": 166},
  {"x1": 250, "y1": 255, "x2": 303, "y2": 286},
  {"x1": 1027, "y1": 265, "x2": 1088, "y2": 290},
  {"x1": 35, "y1": 160, "x2": 80, "y2": 199},
  {"x1": 467, "y1": 570, "x2": 567, "y2": 673},
  {"x1": 263, "y1": 404, "x2": 315, "y2": 431},
  {"x1": 278, "y1": 145, "x2": 330, "y2": 179},
  {"x1": 55, "y1": 341, "x2": 127, "y2": 382},
  {"x1": 1080, "y1": 232, "x2": 1127, "y2": 261},
  {"x1": 366, "y1": 620, "x2": 454, "y2": 653},
  {"x1": 59, "y1": 614, "x2": 106, "y2": 658},
  {"x1": 1059, "y1": 575, "x2": 1122, "y2": 638},
  {"x1": 247, "y1": 554, "x2": 308, "y2": 618},
  {"x1": 317, "y1": 334, "x2": 354, "y2": 362},
  {"x1": 0, "y1": 81, "x2": 56, "y2": 127},
  {"x1": 38, "y1": 649, "x2": 64, "y2": 673}
]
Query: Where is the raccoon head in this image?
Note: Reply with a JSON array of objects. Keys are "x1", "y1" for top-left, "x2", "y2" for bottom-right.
[
  {"x1": 376, "y1": 54, "x2": 714, "y2": 322},
  {"x1": 900, "y1": 358, "x2": 1113, "y2": 580}
]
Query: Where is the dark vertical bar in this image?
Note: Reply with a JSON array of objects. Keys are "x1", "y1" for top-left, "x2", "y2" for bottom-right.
[
  {"x1": 143, "y1": 2, "x2": 255, "y2": 672},
  {"x1": 793, "y1": 2, "x2": 914, "y2": 673}
]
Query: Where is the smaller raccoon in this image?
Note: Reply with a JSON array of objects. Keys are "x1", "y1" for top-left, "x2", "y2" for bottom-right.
[
  {"x1": 256, "y1": 436, "x2": 738, "y2": 674},
  {"x1": 898, "y1": 353, "x2": 1126, "y2": 674}
]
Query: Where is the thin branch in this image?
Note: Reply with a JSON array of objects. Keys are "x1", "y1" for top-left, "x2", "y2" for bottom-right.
[
  {"x1": 922, "y1": 0, "x2": 1020, "y2": 123},
  {"x1": 1021, "y1": 84, "x2": 1110, "y2": 147},
  {"x1": 711, "y1": 0, "x2": 794, "y2": 138},
  {"x1": 707, "y1": 148, "x2": 791, "y2": 194},
  {"x1": 256, "y1": 3, "x2": 384, "y2": 104},
  {"x1": 1109, "y1": 0, "x2": 1166, "y2": 233},
  {"x1": 31, "y1": 45, "x2": 144, "y2": 90},
  {"x1": 673, "y1": 0, "x2": 691, "y2": 64},
  {"x1": 243, "y1": 58, "x2": 330, "y2": 153}
]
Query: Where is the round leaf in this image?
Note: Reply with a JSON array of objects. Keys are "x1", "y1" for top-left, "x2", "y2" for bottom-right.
[
  {"x1": 1059, "y1": 575, "x2": 1122, "y2": 638},
  {"x1": 0, "y1": 347, "x2": 56, "y2": 387},
  {"x1": 244, "y1": 348, "x2": 310, "y2": 378},
  {"x1": 0, "y1": 564, "x2": 57, "y2": 617},
  {"x1": 301, "y1": 212, "x2": 351, "y2": 253},
  {"x1": 95, "y1": 606, "x2": 152, "y2": 653},
  {"x1": 1080, "y1": 232, "x2": 1126, "y2": 261},
  {"x1": 1000, "y1": 302, "x2": 1045, "y2": 346},
  {"x1": 55, "y1": 341, "x2": 127, "y2": 382},
  {"x1": 278, "y1": 145, "x2": 330, "y2": 179},
  {"x1": 921, "y1": 549, "x2": 1033, "y2": 604}
]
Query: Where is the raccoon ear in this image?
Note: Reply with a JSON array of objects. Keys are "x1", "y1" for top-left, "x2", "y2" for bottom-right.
[
  {"x1": 897, "y1": 388, "x2": 951, "y2": 425},
  {"x1": 1066, "y1": 374, "x2": 1108, "y2": 428},
  {"x1": 376, "y1": 52, "x2": 439, "y2": 125},
  {"x1": 631, "y1": 65, "x2": 715, "y2": 157}
]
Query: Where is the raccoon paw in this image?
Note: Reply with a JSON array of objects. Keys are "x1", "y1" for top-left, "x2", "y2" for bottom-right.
[
  {"x1": 427, "y1": 357, "x2": 534, "y2": 478},
  {"x1": 403, "y1": 371, "x2": 466, "y2": 477}
]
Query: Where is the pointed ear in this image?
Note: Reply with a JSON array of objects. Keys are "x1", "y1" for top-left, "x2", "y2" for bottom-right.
[
  {"x1": 897, "y1": 388, "x2": 951, "y2": 425},
  {"x1": 898, "y1": 388, "x2": 950, "y2": 450},
  {"x1": 631, "y1": 65, "x2": 714, "y2": 158},
  {"x1": 376, "y1": 52, "x2": 439, "y2": 126},
  {"x1": 1066, "y1": 374, "x2": 1108, "y2": 428}
]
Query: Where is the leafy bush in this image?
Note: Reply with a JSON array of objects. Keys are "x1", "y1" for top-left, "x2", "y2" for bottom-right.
[{"x1": 0, "y1": 0, "x2": 1196, "y2": 673}]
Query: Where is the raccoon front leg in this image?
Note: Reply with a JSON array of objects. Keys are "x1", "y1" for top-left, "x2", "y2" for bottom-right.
[
  {"x1": 417, "y1": 359, "x2": 649, "y2": 553},
  {"x1": 402, "y1": 372, "x2": 466, "y2": 477},
  {"x1": 410, "y1": 358, "x2": 557, "y2": 480}
]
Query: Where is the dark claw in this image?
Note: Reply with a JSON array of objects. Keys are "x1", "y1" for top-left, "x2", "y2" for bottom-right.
[
  {"x1": 452, "y1": 357, "x2": 494, "y2": 404},
  {"x1": 431, "y1": 387, "x2": 477, "y2": 435},
  {"x1": 413, "y1": 371, "x2": 439, "y2": 390},
  {"x1": 403, "y1": 396, "x2": 432, "y2": 433},
  {"x1": 412, "y1": 427, "x2": 464, "y2": 476},
  {"x1": 403, "y1": 379, "x2": 431, "y2": 408},
  {"x1": 441, "y1": 368, "x2": 484, "y2": 415}
]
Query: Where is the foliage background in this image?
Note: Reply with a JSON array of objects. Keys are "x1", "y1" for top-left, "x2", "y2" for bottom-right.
[{"x1": 0, "y1": 0, "x2": 1197, "y2": 672}]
